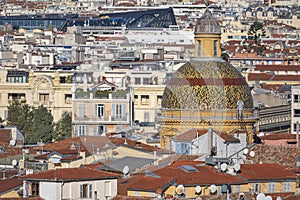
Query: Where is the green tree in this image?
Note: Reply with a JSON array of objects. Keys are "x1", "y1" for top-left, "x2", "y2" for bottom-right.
[
  {"x1": 53, "y1": 112, "x2": 72, "y2": 141},
  {"x1": 7, "y1": 100, "x2": 33, "y2": 135},
  {"x1": 27, "y1": 105, "x2": 54, "y2": 144},
  {"x1": 247, "y1": 21, "x2": 266, "y2": 56}
]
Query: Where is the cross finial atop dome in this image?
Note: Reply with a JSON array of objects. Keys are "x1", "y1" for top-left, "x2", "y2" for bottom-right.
[{"x1": 205, "y1": 0, "x2": 210, "y2": 8}]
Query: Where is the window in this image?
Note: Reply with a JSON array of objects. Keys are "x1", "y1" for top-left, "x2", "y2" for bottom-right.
[
  {"x1": 78, "y1": 104, "x2": 86, "y2": 117},
  {"x1": 78, "y1": 125, "x2": 86, "y2": 136},
  {"x1": 116, "y1": 104, "x2": 122, "y2": 118},
  {"x1": 39, "y1": 93, "x2": 49, "y2": 102},
  {"x1": 141, "y1": 95, "x2": 149, "y2": 102},
  {"x1": 235, "y1": 185, "x2": 241, "y2": 193},
  {"x1": 294, "y1": 123, "x2": 300, "y2": 132},
  {"x1": 80, "y1": 184, "x2": 92, "y2": 198},
  {"x1": 31, "y1": 182, "x2": 39, "y2": 196},
  {"x1": 283, "y1": 182, "x2": 291, "y2": 192},
  {"x1": 197, "y1": 41, "x2": 201, "y2": 57},
  {"x1": 105, "y1": 181, "x2": 111, "y2": 197},
  {"x1": 252, "y1": 183, "x2": 260, "y2": 194},
  {"x1": 294, "y1": 95, "x2": 300, "y2": 103},
  {"x1": 143, "y1": 78, "x2": 150, "y2": 85},
  {"x1": 97, "y1": 125, "x2": 105, "y2": 135},
  {"x1": 268, "y1": 182, "x2": 276, "y2": 193},
  {"x1": 65, "y1": 94, "x2": 72, "y2": 104},
  {"x1": 134, "y1": 191, "x2": 139, "y2": 197},
  {"x1": 135, "y1": 78, "x2": 141, "y2": 84},
  {"x1": 294, "y1": 109, "x2": 300, "y2": 117},
  {"x1": 144, "y1": 112, "x2": 150, "y2": 122},
  {"x1": 214, "y1": 40, "x2": 218, "y2": 57},
  {"x1": 96, "y1": 104, "x2": 104, "y2": 117}
]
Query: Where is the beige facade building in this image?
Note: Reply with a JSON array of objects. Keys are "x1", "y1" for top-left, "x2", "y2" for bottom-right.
[
  {"x1": 0, "y1": 69, "x2": 74, "y2": 122},
  {"x1": 72, "y1": 79, "x2": 132, "y2": 136}
]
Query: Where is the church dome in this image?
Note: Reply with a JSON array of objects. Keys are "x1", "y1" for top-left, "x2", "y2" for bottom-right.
[
  {"x1": 194, "y1": 9, "x2": 221, "y2": 34},
  {"x1": 162, "y1": 58, "x2": 253, "y2": 110}
]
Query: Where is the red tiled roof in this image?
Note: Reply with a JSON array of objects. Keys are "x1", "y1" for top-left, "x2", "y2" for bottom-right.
[
  {"x1": 173, "y1": 129, "x2": 240, "y2": 143},
  {"x1": 260, "y1": 134, "x2": 296, "y2": 140},
  {"x1": 107, "y1": 137, "x2": 158, "y2": 153},
  {"x1": 173, "y1": 129, "x2": 207, "y2": 141},
  {"x1": 248, "y1": 144, "x2": 300, "y2": 168},
  {"x1": 126, "y1": 176, "x2": 176, "y2": 192},
  {"x1": 0, "y1": 129, "x2": 11, "y2": 144},
  {"x1": 21, "y1": 168, "x2": 119, "y2": 181},
  {"x1": 248, "y1": 73, "x2": 300, "y2": 81},
  {"x1": 254, "y1": 65, "x2": 300, "y2": 71},
  {"x1": 153, "y1": 162, "x2": 245, "y2": 185},
  {"x1": 0, "y1": 177, "x2": 22, "y2": 194},
  {"x1": 240, "y1": 163, "x2": 298, "y2": 181},
  {"x1": 35, "y1": 136, "x2": 114, "y2": 156}
]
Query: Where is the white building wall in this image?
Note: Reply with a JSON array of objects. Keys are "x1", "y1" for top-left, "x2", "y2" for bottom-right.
[
  {"x1": 62, "y1": 179, "x2": 118, "y2": 200},
  {"x1": 291, "y1": 86, "x2": 300, "y2": 134},
  {"x1": 40, "y1": 182, "x2": 61, "y2": 200}
]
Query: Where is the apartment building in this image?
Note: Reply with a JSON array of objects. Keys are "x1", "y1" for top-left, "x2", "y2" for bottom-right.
[{"x1": 72, "y1": 78, "x2": 132, "y2": 137}]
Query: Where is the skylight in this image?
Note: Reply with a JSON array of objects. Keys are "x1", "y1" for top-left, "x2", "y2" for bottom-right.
[{"x1": 180, "y1": 165, "x2": 198, "y2": 172}]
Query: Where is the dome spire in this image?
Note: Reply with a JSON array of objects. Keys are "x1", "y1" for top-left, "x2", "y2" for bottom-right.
[{"x1": 194, "y1": 5, "x2": 221, "y2": 58}]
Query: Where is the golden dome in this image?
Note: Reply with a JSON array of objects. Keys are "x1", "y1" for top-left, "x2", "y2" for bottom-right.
[{"x1": 162, "y1": 58, "x2": 253, "y2": 110}]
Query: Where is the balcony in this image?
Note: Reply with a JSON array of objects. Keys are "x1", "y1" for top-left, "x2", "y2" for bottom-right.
[{"x1": 74, "y1": 114, "x2": 128, "y2": 123}]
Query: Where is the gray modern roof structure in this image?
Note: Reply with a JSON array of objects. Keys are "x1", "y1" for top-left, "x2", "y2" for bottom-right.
[
  {"x1": 0, "y1": 8, "x2": 177, "y2": 31},
  {"x1": 99, "y1": 156, "x2": 156, "y2": 174}
]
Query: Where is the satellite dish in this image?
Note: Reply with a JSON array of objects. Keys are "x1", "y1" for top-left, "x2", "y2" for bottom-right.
[
  {"x1": 265, "y1": 196, "x2": 272, "y2": 200},
  {"x1": 122, "y1": 165, "x2": 130, "y2": 175},
  {"x1": 250, "y1": 151, "x2": 255, "y2": 157},
  {"x1": 243, "y1": 148, "x2": 249, "y2": 155},
  {"x1": 221, "y1": 163, "x2": 227, "y2": 172},
  {"x1": 195, "y1": 185, "x2": 201, "y2": 194},
  {"x1": 256, "y1": 193, "x2": 265, "y2": 200},
  {"x1": 10, "y1": 139, "x2": 16, "y2": 146},
  {"x1": 176, "y1": 185, "x2": 184, "y2": 195},
  {"x1": 239, "y1": 192, "x2": 245, "y2": 198},
  {"x1": 276, "y1": 197, "x2": 282, "y2": 200},
  {"x1": 71, "y1": 85, "x2": 77, "y2": 93},
  {"x1": 12, "y1": 159, "x2": 17, "y2": 166},
  {"x1": 210, "y1": 184, "x2": 217, "y2": 193},
  {"x1": 234, "y1": 163, "x2": 241, "y2": 172}
]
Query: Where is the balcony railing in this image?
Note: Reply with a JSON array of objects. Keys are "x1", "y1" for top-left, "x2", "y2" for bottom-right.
[
  {"x1": 74, "y1": 114, "x2": 128, "y2": 122},
  {"x1": 75, "y1": 91, "x2": 129, "y2": 100}
]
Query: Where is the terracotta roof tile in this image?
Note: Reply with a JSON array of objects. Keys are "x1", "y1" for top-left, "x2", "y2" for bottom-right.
[
  {"x1": 153, "y1": 162, "x2": 245, "y2": 186},
  {"x1": 35, "y1": 136, "x2": 114, "y2": 156},
  {"x1": 126, "y1": 176, "x2": 176, "y2": 192},
  {"x1": 0, "y1": 129, "x2": 11, "y2": 144},
  {"x1": 107, "y1": 137, "x2": 158, "y2": 153},
  {"x1": 260, "y1": 134, "x2": 296, "y2": 140},
  {"x1": 172, "y1": 129, "x2": 207, "y2": 141},
  {"x1": 240, "y1": 163, "x2": 297, "y2": 181},
  {"x1": 0, "y1": 177, "x2": 22, "y2": 194},
  {"x1": 255, "y1": 65, "x2": 300, "y2": 71},
  {"x1": 21, "y1": 168, "x2": 120, "y2": 181},
  {"x1": 248, "y1": 73, "x2": 300, "y2": 81},
  {"x1": 248, "y1": 144, "x2": 300, "y2": 168}
]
